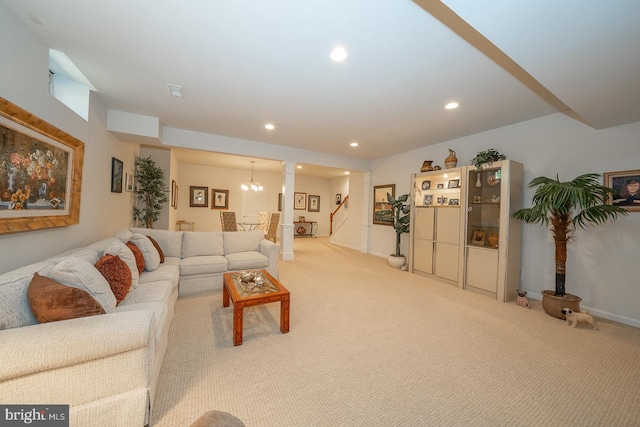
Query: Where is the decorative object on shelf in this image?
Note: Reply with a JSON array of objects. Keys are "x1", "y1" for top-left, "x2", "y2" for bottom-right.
[
  {"x1": 487, "y1": 232, "x2": 499, "y2": 248},
  {"x1": 420, "y1": 160, "x2": 434, "y2": 172},
  {"x1": 387, "y1": 192, "x2": 410, "y2": 268},
  {"x1": 447, "y1": 179, "x2": 460, "y2": 188},
  {"x1": 433, "y1": 165, "x2": 442, "y2": 170},
  {"x1": 423, "y1": 194, "x2": 433, "y2": 205},
  {"x1": 491, "y1": 195, "x2": 501, "y2": 203},
  {"x1": 448, "y1": 198, "x2": 459, "y2": 206},
  {"x1": 436, "y1": 183, "x2": 444, "y2": 189},
  {"x1": 444, "y1": 148, "x2": 458, "y2": 169},
  {"x1": 473, "y1": 195, "x2": 483, "y2": 204},
  {"x1": 603, "y1": 169, "x2": 640, "y2": 212},
  {"x1": 487, "y1": 171, "x2": 501, "y2": 186},
  {"x1": 475, "y1": 174, "x2": 482, "y2": 187},
  {"x1": 296, "y1": 226, "x2": 306, "y2": 235},
  {"x1": 241, "y1": 160, "x2": 263, "y2": 191},
  {"x1": 298, "y1": 216, "x2": 305, "y2": 222},
  {"x1": 512, "y1": 173, "x2": 627, "y2": 319},
  {"x1": 470, "y1": 148, "x2": 506, "y2": 170},
  {"x1": 471, "y1": 229, "x2": 486, "y2": 246},
  {"x1": 421, "y1": 180, "x2": 431, "y2": 190},
  {"x1": 133, "y1": 156, "x2": 169, "y2": 227}
]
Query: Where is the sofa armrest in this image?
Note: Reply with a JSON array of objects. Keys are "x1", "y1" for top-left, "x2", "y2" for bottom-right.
[
  {"x1": 0, "y1": 311, "x2": 155, "y2": 382},
  {"x1": 259, "y1": 239, "x2": 280, "y2": 267}
]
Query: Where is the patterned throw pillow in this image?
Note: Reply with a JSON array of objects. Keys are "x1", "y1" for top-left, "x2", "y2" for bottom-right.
[
  {"x1": 126, "y1": 242, "x2": 145, "y2": 274},
  {"x1": 146, "y1": 235, "x2": 165, "y2": 263},
  {"x1": 27, "y1": 273, "x2": 105, "y2": 323},
  {"x1": 95, "y1": 255, "x2": 132, "y2": 304}
]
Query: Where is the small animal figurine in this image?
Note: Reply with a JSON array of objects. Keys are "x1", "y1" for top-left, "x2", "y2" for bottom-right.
[{"x1": 516, "y1": 289, "x2": 530, "y2": 308}]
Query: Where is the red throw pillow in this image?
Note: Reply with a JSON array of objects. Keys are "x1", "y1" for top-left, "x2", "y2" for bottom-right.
[
  {"x1": 146, "y1": 235, "x2": 165, "y2": 263},
  {"x1": 27, "y1": 273, "x2": 105, "y2": 323},
  {"x1": 126, "y1": 242, "x2": 145, "y2": 274},
  {"x1": 95, "y1": 254, "x2": 133, "y2": 303}
]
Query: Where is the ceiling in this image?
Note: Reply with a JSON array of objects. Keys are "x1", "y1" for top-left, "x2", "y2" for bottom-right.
[{"x1": 4, "y1": 0, "x2": 640, "y2": 174}]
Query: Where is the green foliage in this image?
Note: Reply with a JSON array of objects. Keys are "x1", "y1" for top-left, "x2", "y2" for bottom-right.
[
  {"x1": 387, "y1": 192, "x2": 410, "y2": 256},
  {"x1": 132, "y1": 156, "x2": 168, "y2": 228},
  {"x1": 470, "y1": 148, "x2": 506, "y2": 170}
]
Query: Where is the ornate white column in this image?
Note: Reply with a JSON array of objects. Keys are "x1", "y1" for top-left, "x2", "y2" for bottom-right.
[{"x1": 280, "y1": 161, "x2": 296, "y2": 261}]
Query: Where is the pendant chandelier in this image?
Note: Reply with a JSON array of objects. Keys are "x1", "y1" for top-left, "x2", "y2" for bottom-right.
[{"x1": 241, "y1": 161, "x2": 263, "y2": 191}]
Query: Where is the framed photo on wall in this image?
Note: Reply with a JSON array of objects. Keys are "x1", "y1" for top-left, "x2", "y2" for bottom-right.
[
  {"x1": 373, "y1": 184, "x2": 395, "y2": 225},
  {"x1": 211, "y1": 189, "x2": 229, "y2": 209},
  {"x1": 171, "y1": 180, "x2": 178, "y2": 209},
  {"x1": 189, "y1": 186, "x2": 208, "y2": 207},
  {"x1": 111, "y1": 157, "x2": 123, "y2": 193},
  {"x1": 604, "y1": 169, "x2": 640, "y2": 212},
  {"x1": 336, "y1": 193, "x2": 342, "y2": 205},
  {"x1": 308, "y1": 195, "x2": 320, "y2": 212},
  {"x1": 278, "y1": 193, "x2": 282, "y2": 211},
  {"x1": 294, "y1": 192, "x2": 306, "y2": 210},
  {"x1": 125, "y1": 172, "x2": 134, "y2": 192}
]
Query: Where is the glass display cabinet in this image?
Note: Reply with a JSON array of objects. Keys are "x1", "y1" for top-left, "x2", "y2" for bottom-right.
[
  {"x1": 409, "y1": 167, "x2": 465, "y2": 287},
  {"x1": 465, "y1": 160, "x2": 523, "y2": 301}
]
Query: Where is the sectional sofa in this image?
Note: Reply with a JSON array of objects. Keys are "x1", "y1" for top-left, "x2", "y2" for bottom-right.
[{"x1": 0, "y1": 228, "x2": 279, "y2": 427}]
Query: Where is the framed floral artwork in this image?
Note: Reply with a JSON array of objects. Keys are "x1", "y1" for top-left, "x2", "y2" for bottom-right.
[
  {"x1": 211, "y1": 189, "x2": 229, "y2": 209},
  {"x1": 294, "y1": 192, "x2": 306, "y2": 210},
  {"x1": 0, "y1": 97, "x2": 84, "y2": 234},
  {"x1": 189, "y1": 186, "x2": 208, "y2": 207}
]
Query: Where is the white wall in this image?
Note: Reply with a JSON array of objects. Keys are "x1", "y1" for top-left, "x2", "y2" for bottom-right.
[
  {"x1": 0, "y1": 4, "x2": 138, "y2": 272},
  {"x1": 366, "y1": 113, "x2": 640, "y2": 326}
]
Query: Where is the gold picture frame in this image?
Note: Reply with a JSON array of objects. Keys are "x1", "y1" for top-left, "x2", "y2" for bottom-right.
[
  {"x1": 373, "y1": 184, "x2": 395, "y2": 225},
  {"x1": 211, "y1": 189, "x2": 229, "y2": 209},
  {"x1": 603, "y1": 169, "x2": 640, "y2": 212},
  {"x1": 0, "y1": 97, "x2": 84, "y2": 234}
]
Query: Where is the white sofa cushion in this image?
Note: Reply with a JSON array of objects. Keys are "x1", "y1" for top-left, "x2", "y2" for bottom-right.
[
  {"x1": 180, "y1": 256, "x2": 228, "y2": 276},
  {"x1": 182, "y1": 232, "x2": 224, "y2": 257},
  {"x1": 139, "y1": 264, "x2": 180, "y2": 289},
  {"x1": 130, "y1": 233, "x2": 161, "y2": 271},
  {"x1": 49, "y1": 258, "x2": 117, "y2": 313},
  {"x1": 223, "y1": 230, "x2": 263, "y2": 254},
  {"x1": 130, "y1": 228, "x2": 183, "y2": 258},
  {"x1": 225, "y1": 252, "x2": 269, "y2": 271},
  {"x1": 105, "y1": 240, "x2": 140, "y2": 288},
  {"x1": 0, "y1": 262, "x2": 53, "y2": 329},
  {"x1": 119, "y1": 281, "x2": 173, "y2": 306}
]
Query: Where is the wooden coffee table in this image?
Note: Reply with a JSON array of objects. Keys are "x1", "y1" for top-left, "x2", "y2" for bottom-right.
[{"x1": 223, "y1": 270, "x2": 290, "y2": 346}]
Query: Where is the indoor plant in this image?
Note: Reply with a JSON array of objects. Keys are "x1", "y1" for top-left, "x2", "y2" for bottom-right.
[
  {"x1": 132, "y1": 156, "x2": 168, "y2": 228},
  {"x1": 387, "y1": 192, "x2": 410, "y2": 268},
  {"x1": 470, "y1": 148, "x2": 506, "y2": 170},
  {"x1": 512, "y1": 173, "x2": 627, "y2": 318}
]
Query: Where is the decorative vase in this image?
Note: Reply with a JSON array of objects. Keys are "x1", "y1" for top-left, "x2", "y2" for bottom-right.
[
  {"x1": 475, "y1": 174, "x2": 482, "y2": 187},
  {"x1": 487, "y1": 233, "x2": 499, "y2": 248},
  {"x1": 0, "y1": 190, "x2": 11, "y2": 201},
  {"x1": 541, "y1": 290, "x2": 581, "y2": 319},
  {"x1": 444, "y1": 149, "x2": 457, "y2": 169},
  {"x1": 420, "y1": 161, "x2": 434, "y2": 172}
]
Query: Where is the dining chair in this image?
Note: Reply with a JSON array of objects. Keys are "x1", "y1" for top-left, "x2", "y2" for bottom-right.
[
  {"x1": 256, "y1": 211, "x2": 270, "y2": 233},
  {"x1": 264, "y1": 212, "x2": 280, "y2": 243},
  {"x1": 220, "y1": 211, "x2": 238, "y2": 231}
]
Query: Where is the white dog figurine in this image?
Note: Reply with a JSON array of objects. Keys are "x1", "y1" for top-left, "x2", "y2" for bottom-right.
[
  {"x1": 516, "y1": 289, "x2": 530, "y2": 308},
  {"x1": 562, "y1": 308, "x2": 597, "y2": 329}
]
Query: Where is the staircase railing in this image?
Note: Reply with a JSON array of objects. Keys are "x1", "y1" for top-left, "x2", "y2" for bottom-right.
[{"x1": 330, "y1": 195, "x2": 349, "y2": 235}]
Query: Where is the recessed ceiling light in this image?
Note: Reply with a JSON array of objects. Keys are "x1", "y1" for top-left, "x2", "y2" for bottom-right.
[
  {"x1": 344, "y1": 171, "x2": 350, "y2": 175},
  {"x1": 445, "y1": 102, "x2": 459, "y2": 110},
  {"x1": 168, "y1": 84, "x2": 182, "y2": 98},
  {"x1": 296, "y1": 165, "x2": 302, "y2": 169},
  {"x1": 330, "y1": 46, "x2": 348, "y2": 62},
  {"x1": 265, "y1": 123, "x2": 275, "y2": 130},
  {"x1": 350, "y1": 142, "x2": 359, "y2": 147}
]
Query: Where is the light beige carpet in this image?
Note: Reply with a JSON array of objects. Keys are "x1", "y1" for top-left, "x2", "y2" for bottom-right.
[{"x1": 152, "y1": 238, "x2": 640, "y2": 426}]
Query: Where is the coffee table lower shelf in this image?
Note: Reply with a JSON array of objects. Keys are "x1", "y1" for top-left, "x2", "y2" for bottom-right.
[{"x1": 222, "y1": 270, "x2": 290, "y2": 346}]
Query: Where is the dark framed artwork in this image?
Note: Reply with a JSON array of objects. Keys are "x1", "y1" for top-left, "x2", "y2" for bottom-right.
[
  {"x1": 278, "y1": 193, "x2": 282, "y2": 211},
  {"x1": 373, "y1": 184, "x2": 395, "y2": 225},
  {"x1": 447, "y1": 179, "x2": 460, "y2": 189},
  {"x1": 0, "y1": 97, "x2": 84, "y2": 234},
  {"x1": 171, "y1": 180, "x2": 178, "y2": 209},
  {"x1": 604, "y1": 169, "x2": 640, "y2": 212},
  {"x1": 308, "y1": 195, "x2": 320, "y2": 212},
  {"x1": 189, "y1": 186, "x2": 208, "y2": 207},
  {"x1": 421, "y1": 180, "x2": 431, "y2": 190},
  {"x1": 336, "y1": 193, "x2": 342, "y2": 205},
  {"x1": 294, "y1": 192, "x2": 306, "y2": 210},
  {"x1": 471, "y1": 229, "x2": 487, "y2": 246},
  {"x1": 124, "y1": 172, "x2": 134, "y2": 192},
  {"x1": 111, "y1": 157, "x2": 123, "y2": 193},
  {"x1": 211, "y1": 188, "x2": 229, "y2": 209}
]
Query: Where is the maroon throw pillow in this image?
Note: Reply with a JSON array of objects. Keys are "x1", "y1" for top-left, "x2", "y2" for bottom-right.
[
  {"x1": 27, "y1": 273, "x2": 105, "y2": 323},
  {"x1": 126, "y1": 241, "x2": 145, "y2": 274},
  {"x1": 146, "y1": 235, "x2": 165, "y2": 263},
  {"x1": 95, "y1": 254, "x2": 133, "y2": 303}
]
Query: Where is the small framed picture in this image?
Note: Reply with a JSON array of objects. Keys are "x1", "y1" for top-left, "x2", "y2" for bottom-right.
[
  {"x1": 473, "y1": 195, "x2": 484, "y2": 204},
  {"x1": 298, "y1": 216, "x2": 306, "y2": 222},
  {"x1": 437, "y1": 183, "x2": 444, "y2": 189},
  {"x1": 111, "y1": 157, "x2": 123, "y2": 193},
  {"x1": 211, "y1": 189, "x2": 229, "y2": 209},
  {"x1": 471, "y1": 230, "x2": 487, "y2": 246},
  {"x1": 421, "y1": 180, "x2": 431, "y2": 190},
  {"x1": 124, "y1": 172, "x2": 134, "y2": 192},
  {"x1": 437, "y1": 196, "x2": 447, "y2": 205},
  {"x1": 336, "y1": 193, "x2": 342, "y2": 205},
  {"x1": 604, "y1": 169, "x2": 640, "y2": 212},
  {"x1": 423, "y1": 194, "x2": 433, "y2": 205},
  {"x1": 189, "y1": 186, "x2": 208, "y2": 207},
  {"x1": 448, "y1": 179, "x2": 460, "y2": 188},
  {"x1": 308, "y1": 195, "x2": 320, "y2": 212},
  {"x1": 294, "y1": 192, "x2": 307, "y2": 210},
  {"x1": 448, "y1": 198, "x2": 459, "y2": 206}
]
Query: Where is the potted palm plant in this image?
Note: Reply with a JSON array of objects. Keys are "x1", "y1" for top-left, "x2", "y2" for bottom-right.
[
  {"x1": 387, "y1": 192, "x2": 410, "y2": 268},
  {"x1": 512, "y1": 173, "x2": 627, "y2": 318},
  {"x1": 132, "y1": 156, "x2": 169, "y2": 228}
]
